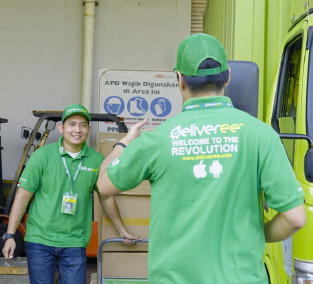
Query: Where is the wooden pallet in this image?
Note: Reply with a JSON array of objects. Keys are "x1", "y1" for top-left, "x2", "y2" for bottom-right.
[
  {"x1": 0, "y1": 257, "x2": 29, "y2": 284},
  {"x1": 0, "y1": 257, "x2": 28, "y2": 275}
]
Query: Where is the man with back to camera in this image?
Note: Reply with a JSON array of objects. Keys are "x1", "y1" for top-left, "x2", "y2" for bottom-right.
[
  {"x1": 96, "y1": 34, "x2": 306, "y2": 283},
  {"x1": 2, "y1": 103, "x2": 141, "y2": 284}
]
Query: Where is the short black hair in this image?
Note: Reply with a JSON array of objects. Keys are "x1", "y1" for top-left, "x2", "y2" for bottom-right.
[{"x1": 180, "y1": 58, "x2": 229, "y2": 93}]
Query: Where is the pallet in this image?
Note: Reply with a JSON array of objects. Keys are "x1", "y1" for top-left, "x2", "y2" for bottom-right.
[
  {"x1": 0, "y1": 257, "x2": 29, "y2": 283},
  {"x1": 0, "y1": 257, "x2": 28, "y2": 275}
]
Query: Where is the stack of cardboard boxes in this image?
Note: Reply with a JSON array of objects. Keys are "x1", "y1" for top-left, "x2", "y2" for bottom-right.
[{"x1": 95, "y1": 133, "x2": 150, "y2": 279}]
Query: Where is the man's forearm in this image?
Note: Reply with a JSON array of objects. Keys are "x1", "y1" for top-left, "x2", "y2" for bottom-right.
[
  {"x1": 98, "y1": 194, "x2": 127, "y2": 233},
  {"x1": 96, "y1": 192, "x2": 142, "y2": 244},
  {"x1": 7, "y1": 187, "x2": 33, "y2": 234}
]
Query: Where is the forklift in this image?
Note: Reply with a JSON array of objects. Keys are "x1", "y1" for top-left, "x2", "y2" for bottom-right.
[{"x1": 0, "y1": 111, "x2": 127, "y2": 257}]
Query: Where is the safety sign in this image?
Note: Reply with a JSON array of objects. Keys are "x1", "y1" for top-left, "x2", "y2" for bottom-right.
[
  {"x1": 150, "y1": 97, "x2": 172, "y2": 117},
  {"x1": 98, "y1": 69, "x2": 183, "y2": 132},
  {"x1": 127, "y1": 97, "x2": 149, "y2": 117},
  {"x1": 103, "y1": 96, "x2": 125, "y2": 115}
]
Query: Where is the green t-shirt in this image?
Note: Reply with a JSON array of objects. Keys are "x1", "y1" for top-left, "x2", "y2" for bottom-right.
[
  {"x1": 19, "y1": 137, "x2": 104, "y2": 248},
  {"x1": 108, "y1": 96, "x2": 304, "y2": 284}
]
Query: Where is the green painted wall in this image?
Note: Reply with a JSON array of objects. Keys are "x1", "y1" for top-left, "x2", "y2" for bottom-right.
[{"x1": 204, "y1": 0, "x2": 292, "y2": 120}]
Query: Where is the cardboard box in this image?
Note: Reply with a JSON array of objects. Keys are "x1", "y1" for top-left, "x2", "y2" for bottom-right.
[
  {"x1": 97, "y1": 132, "x2": 127, "y2": 157},
  {"x1": 100, "y1": 252, "x2": 148, "y2": 278},
  {"x1": 96, "y1": 133, "x2": 151, "y2": 252}
]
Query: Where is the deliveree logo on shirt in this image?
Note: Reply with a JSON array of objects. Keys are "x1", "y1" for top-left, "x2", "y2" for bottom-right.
[
  {"x1": 170, "y1": 123, "x2": 244, "y2": 140},
  {"x1": 80, "y1": 166, "x2": 98, "y2": 172},
  {"x1": 170, "y1": 122, "x2": 243, "y2": 160}
]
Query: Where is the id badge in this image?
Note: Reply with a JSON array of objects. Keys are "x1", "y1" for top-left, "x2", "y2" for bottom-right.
[{"x1": 61, "y1": 193, "x2": 78, "y2": 215}]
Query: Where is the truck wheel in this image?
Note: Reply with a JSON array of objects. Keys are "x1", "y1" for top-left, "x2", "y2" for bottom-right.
[{"x1": 0, "y1": 223, "x2": 24, "y2": 257}]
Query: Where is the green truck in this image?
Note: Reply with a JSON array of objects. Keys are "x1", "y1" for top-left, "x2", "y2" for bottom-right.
[
  {"x1": 264, "y1": 2, "x2": 313, "y2": 283},
  {"x1": 205, "y1": 0, "x2": 313, "y2": 282}
]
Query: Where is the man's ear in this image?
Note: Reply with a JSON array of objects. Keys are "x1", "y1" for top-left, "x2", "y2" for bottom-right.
[
  {"x1": 177, "y1": 71, "x2": 187, "y2": 91},
  {"x1": 224, "y1": 67, "x2": 231, "y2": 87},
  {"x1": 58, "y1": 123, "x2": 64, "y2": 134}
]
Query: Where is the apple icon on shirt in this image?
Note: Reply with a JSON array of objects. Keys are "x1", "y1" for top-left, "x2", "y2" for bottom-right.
[{"x1": 193, "y1": 160, "x2": 207, "y2": 178}]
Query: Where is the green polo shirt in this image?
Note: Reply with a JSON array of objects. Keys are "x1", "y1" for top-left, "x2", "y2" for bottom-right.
[
  {"x1": 19, "y1": 137, "x2": 104, "y2": 248},
  {"x1": 108, "y1": 96, "x2": 304, "y2": 284}
]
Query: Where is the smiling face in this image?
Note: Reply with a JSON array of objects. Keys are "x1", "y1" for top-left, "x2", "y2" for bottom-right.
[{"x1": 58, "y1": 115, "x2": 90, "y2": 152}]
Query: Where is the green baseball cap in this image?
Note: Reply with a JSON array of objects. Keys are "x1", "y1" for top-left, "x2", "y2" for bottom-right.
[
  {"x1": 62, "y1": 103, "x2": 91, "y2": 123},
  {"x1": 174, "y1": 33, "x2": 228, "y2": 76}
]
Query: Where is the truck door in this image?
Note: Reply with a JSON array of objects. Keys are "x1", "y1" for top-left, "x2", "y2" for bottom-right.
[
  {"x1": 271, "y1": 35, "x2": 303, "y2": 165},
  {"x1": 263, "y1": 36, "x2": 304, "y2": 283}
]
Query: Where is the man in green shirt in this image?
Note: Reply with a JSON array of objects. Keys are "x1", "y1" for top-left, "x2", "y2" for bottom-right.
[
  {"x1": 96, "y1": 34, "x2": 306, "y2": 283},
  {"x1": 2, "y1": 104, "x2": 140, "y2": 284}
]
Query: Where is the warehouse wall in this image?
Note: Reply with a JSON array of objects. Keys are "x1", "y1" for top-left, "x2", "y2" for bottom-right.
[{"x1": 0, "y1": 0, "x2": 191, "y2": 180}]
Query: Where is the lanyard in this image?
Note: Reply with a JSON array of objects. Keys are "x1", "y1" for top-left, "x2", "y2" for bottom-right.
[
  {"x1": 62, "y1": 156, "x2": 84, "y2": 193},
  {"x1": 183, "y1": 101, "x2": 234, "y2": 112}
]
